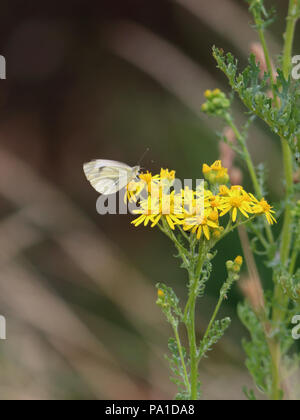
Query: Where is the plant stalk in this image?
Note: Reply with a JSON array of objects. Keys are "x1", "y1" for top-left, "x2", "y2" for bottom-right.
[{"x1": 270, "y1": 0, "x2": 299, "y2": 400}]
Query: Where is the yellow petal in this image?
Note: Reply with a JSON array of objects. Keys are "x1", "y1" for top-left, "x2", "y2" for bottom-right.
[
  {"x1": 197, "y1": 226, "x2": 202, "y2": 240},
  {"x1": 151, "y1": 215, "x2": 161, "y2": 227},
  {"x1": 239, "y1": 208, "x2": 249, "y2": 218},
  {"x1": 232, "y1": 207, "x2": 237, "y2": 222},
  {"x1": 203, "y1": 225, "x2": 210, "y2": 240},
  {"x1": 166, "y1": 215, "x2": 175, "y2": 230},
  {"x1": 132, "y1": 215, "x2": 145, "y2": 227}
]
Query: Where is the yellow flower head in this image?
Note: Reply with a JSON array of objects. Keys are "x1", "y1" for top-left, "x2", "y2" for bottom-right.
[
  {"x1": 150, "y1": 192, "x2": 184, "y2": 230},
  {"x1": 157, "y1": 289, "x2": 165, "y2": 298},
  {"x1": 130, "y1": 164, "x2": 276, "y2": 238},
  {"x1": 125, "y1": 171, "x2": 160, "y2": 203},
  {"x1": 249, "y1": 194, "x2": 277, "y2": 225},
  {"x1": 219, "y1": 185, "x2": 230, "y2": 196},
  {"x1": 138, "y1": 171, "x2": 159, "y2": 194},
  {"x1": 211, "y1": 160, "x2": 223, "y2": 171},
  {"x1": 181, "y1": 187, "x2": 196, "y2": 213},
  {"x1": 202, "y1": 89, "x2": 230, "y2": 115},
  {"x1": 202, "y1": 164, "x2": 212, "y2": 175},
  {"x1": 203, "y1": 161, "x2": 229, "y2": 185},
  {"x1": 216, "y1": 168, "x2": 229, "y2": 184},
  {"x1": 207, "y1": 194, "x2": 223, "y2": 212},
  {"x1": 182, "y1": 186, "x2": 195, "y2": 201},
  {"x1": 131, "y1": 197, "x2": 159, "y2": 227},
  {"x1": 212, "y1": 226, "x2": 224, "y2": 239},
  {"x1": 235, "y1": 256, "x2": 243, "y2": 266},
  {"x1": 139, "y1": 171, "x2": 153, "y2": 184},
  {"x1": 182, "y1": 209, "x2": 219, "y2": 241},
  {"x1": 204, "y1": 89, "x2": 213, "y2": 99},
  {"x1": 209, "y1": 209, "x2": 219, "y2": 222},
  {"x1": 125, "y1": 180, "x2": 143, "y2": 203},
  {"x1": 160, "y1": 168, "x2": 176, "y2": 181},
  {"x1": 219, "y1": 186, "x2": 252, "y2": 222}
]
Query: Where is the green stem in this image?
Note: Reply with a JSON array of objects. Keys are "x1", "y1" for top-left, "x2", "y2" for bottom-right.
[
  {"x1": 279, "y1": 137, "x2": 294, "y2": 266},
  {"x1": 172, "y1": 323, "x2": 191, "y2": 396},
  {"x1": 178, "y1": 225, "x2": 190, "y2": 242},
  {"x1": 282, "y1": 0, "x2": 300, "y2": 79},
  {"x1": 186, "y1": 290, "x2": 198, "y2": 400},
  {"x1": 289, "y1": 248, "x2": 299, "y2": 275},
  {"x1": 160, "y1": 218, "x2": 204, "y2": 399},
  {"x1": 273, "y1": 0, "x2": 298, "y2": 314},
  {"x1": 215, "y1": 215, "x2": 256, "y2": 245},
  {"x1": 158, "y1": 219, "x2": 190, "y2": 268},
  {"x1": 225, "y1": 116, "x2": 274, "y2": 245},
  {"x1": 279, "y1": 0, "x2": 296, "y2": 265},
  {"x1": 184, "y1": 244, "x2": 206, "y2": 400},
  {"x1": 269, "y1": 340, "x2": 282, "y2": 401},
  {"x1": 197, "y1": 292, "x2": 224, "y2": 363},
  {"x1": 270, "y1": 0, "x2": 299, "y2": 400},
  {"x1": 249, "y1": 223, "x2": 269, "y2": 251},
  {"x1": 183, "y1": 242, "x2": 205, "y2": 321}
]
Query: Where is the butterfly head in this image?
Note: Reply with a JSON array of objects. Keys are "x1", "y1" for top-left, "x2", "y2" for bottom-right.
[{"x1": 132, "y1": 165, "x2": 141, "y2": 177}]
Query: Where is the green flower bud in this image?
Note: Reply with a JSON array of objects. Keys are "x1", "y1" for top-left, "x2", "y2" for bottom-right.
[{"x1": 226, "y1": 260, "x2": 234, "y2": 271}]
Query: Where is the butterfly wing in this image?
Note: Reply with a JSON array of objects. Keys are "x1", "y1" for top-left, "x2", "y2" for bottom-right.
[{"x1": 83, "y1": 160, "x2": 139, "y2": 195}]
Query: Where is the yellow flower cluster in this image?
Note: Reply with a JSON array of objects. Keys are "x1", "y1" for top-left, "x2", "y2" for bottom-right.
[
  {"x1": 203, "y1": 160, "x2": 230, "y2": 185},
  {"x1": 128, "y1": 161, "x2": 276, "y2": 240},
  {"x1": 226, "y1": 256, "x2": 244, "y2": 273},
  {"x1": 201, "y1": 89, "x2": 231, "y2": 116}
]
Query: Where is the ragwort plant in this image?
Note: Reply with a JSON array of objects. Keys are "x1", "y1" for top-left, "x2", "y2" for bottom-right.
[
  {"x1": 126, "y1": 164, "x2": 275, "y2": 400},
  {"x1": 201, "y1": 0, "x2": 300, "y2": 400},
  {"x1": 86, "y1": 0, "x2": 300, "y2": 401},
  {"x1": 128, "y1": 0, "x2": 300, "y2": 401}
]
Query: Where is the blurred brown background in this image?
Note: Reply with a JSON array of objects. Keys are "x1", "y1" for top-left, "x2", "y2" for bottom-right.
[{"x1": 0, "y1": 0, "x2": 297, "y2": 400}]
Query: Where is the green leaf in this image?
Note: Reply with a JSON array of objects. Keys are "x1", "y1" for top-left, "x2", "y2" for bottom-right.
[
  {"x1": 213, "y1": 47, "x2": 300, "y2": 153},
  {"x1": 156, "y1": 283, "x2": 183, "y2": 322},
  {"x1": 198, "y1": 317, "x2": 231, "y2": 360},
  {"x1": 243, "y1": 387, "x2": 257, "y2": 401},
  {"x1": 165, "y1": 337, "x2": 191, "y2": 400},
  {"x1": 238, "y1": 302, "x2": 273, "y2": 396}
]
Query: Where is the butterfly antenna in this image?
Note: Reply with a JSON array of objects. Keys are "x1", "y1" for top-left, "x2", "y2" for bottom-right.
[{"x1": 138, "y1": 147, "x2": 150, "y2": 166}]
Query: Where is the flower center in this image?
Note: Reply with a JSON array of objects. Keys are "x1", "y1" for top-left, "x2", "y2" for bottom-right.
[
  {"x1": 229, "y1": 196, "x2": 244, "y2": 208},
  {"x1": 260, "y1": 199, "x2": 270, "y2": 212}
]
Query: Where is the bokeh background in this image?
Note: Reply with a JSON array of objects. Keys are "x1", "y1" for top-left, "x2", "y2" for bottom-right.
[{"x1": 0, "y1": 0, "x2": 298, "y2": 400}]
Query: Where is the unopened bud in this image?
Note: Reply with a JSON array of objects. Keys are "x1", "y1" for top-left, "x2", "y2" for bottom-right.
[
  {"x1": 226, "y1": 260, "x2": 234, "y2": 271},
  {"x1": 234, "y1": 256, "x2": 243, "y2": 266},
  {"x1": 157, "y1": 289, "x2": 165, "y2": 298}
]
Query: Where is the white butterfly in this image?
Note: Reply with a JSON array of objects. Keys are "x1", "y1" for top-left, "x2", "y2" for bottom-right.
[{"x1": 83, "y1": 159, "x2": 140, "y2": 195}]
